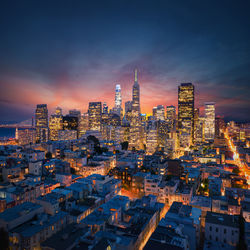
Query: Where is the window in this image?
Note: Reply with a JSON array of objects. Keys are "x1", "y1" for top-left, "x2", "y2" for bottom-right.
[
  {"x1": 224, "y1": 229, "x2": 226, "y2": 234},
  {"x1": 216, "y1": 237, "x2": 218, "y2": 241},
  {"x1": 210, "y1": 226, "x2": 212, "y2": 231},
  {"x1": 209, "y1": 235, "x2": 212, "y2": 240},
  {"x1": 232, "y1": 230, "x2": 234, "y2": 236},
  {"x1": 216, "y1": 227, "x2": 218, "y2": 232}
]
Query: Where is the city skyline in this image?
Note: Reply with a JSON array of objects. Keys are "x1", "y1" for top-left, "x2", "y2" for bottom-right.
[{"x1": 0, "y1": 1, "x2": 250, "y2": 122}]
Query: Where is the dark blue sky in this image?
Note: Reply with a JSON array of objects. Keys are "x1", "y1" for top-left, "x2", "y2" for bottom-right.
[{"x1": 0, "y1": 0, "x2": 249, "y2": 122}]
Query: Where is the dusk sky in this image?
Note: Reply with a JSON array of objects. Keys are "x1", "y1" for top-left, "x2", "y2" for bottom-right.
[{"x1": 0, "y1": 0, "x2": 249, "y2": 122}]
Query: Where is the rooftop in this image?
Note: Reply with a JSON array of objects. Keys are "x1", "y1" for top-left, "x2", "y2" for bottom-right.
[
  {"x1": 0, "y1": 202, "x2": 42, "y2": 222},
  {"x1": 205, "y1": 212, "x2": 240, "y2": 228}
]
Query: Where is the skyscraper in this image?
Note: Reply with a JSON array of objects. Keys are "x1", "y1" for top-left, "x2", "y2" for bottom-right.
[
  {"x1": 103, "y1": 102, "x2": 108, "y2": 114},
  {"x1": 69, "y1": 109, "x2": 81, "y2": 119},
  {"x1": 115, "y1": 84, "x2": 122, "y2": 109},
  {"x1": 35, "y1": 104, "x2": 48, "y2": 143},
  {"x1": 78, "y1": 112, "x2": 89, "y2": 138},
  {"x1": 166, "y1": 105, "x2": 176, "y2": 130},
  {"x1": 125, "y1": 101, "x2": 132, "y2": 113},
  {"x1": 204, "y1": 102, "x2": 215, "y2": 140},
  {"x1": 146, "y1": 120, "x2": 158, "y2": 155},
  {"x1": 112, "y1": 84, "x2": 122, "y2": 116},
  {"x1": 156, "y1": 105, "x2": 165, "y2": 121},
  {"x1": 132, "y1": 69, "x2": 140, "y2": 113},
  {"x1": 129, "y1": 69, "x2": 142, "y2": 150},
  {"x1": 88, "y1": 102, "x2": 102, "y2": 131},
  {"x1": 178, "y1": 83, "x2": 194, "y2": 148},
  {"x1": 166, "y1": 105, "x2": 176, "y2": 120},
  {"x1": 193, "y1": 108, "x2": 199, "y2": 143},
  {"x1": 49, "y1": 107, "x2": 63, "y2": 141}
]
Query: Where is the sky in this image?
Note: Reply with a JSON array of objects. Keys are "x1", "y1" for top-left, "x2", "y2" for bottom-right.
[{"x1": 0, "y1": 0, "x2": 250, "y2": 122}]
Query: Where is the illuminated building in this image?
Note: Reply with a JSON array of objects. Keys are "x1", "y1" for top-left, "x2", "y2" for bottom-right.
[
  {"x1": 35, "y1": 104, "x2": 48, "y2": 143},
  {"x1": 152, "y1": 107, "x2": 157, "y2": 118},
  {"x1": 178, "y1": 83, "x2": 194, "y2": 148},
  {"x1": 166, "y1": 105, "x2": 176, "y2": 130},
  {"x1": 195, "y1": 117, "x2": 205, "y2": 142},
  {"x1": 101, "y1": 113, "x2": 121, "y2": 140},
  {"x1": 49, "y1": 107, "x2": 63, "y2": 141},
  {"x1": 69, "y1": 109, "x2": 81, "y2": 119},
  {"x1": 193, "y1": 108, "x2": 199, "y2": 143},
  {"x1": 78, "y1": 113, "x2": 89, "y2": 138},
  {"x1": 129, "y1": 69, "x2": 142, "y2": 150},
  {"x1": 17, "y1": 128, "x2": 36, "y2": 145},
  {"x1": 204, "y1": 102, "x2": 215, "y2": 140},
  {"x1": 215, "y1": 116, "x2": 225, "y2": 138},
  {"x1": 155, "y1": 105, "x2": 165, "y2": 121},
  {"x1": 63, "y1": 115, "x2": 78, "y2": 131},
  {"x1": 116, "y1": 84, "x2": 122, "y2": 107},
  {"x1": 146, "y1": 120, "x2": 158, "y2": 155},
  {"x1": 157, "y1": 120, "x2": 168, "y2": 148},
  {"x1": 88, "y1": 102, "x2": 102, "y2": 131},
  {"x1": 166, "y1": 105, "x2": 176, "y2": 120},
  {"x1": 111, "y1": 84, "x2": 123, "y2": 117},
  {"x1": 125, "y1": 101, "x2": 132, "y2": 113},
  {"x1": 58, "y1": 130, "x2": 77, "y2": 141},
  {"x1": 103, "y1": 102, "x2": 108, "y2": 114}
]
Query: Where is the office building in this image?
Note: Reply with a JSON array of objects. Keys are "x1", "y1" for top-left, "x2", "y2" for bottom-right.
[
  {"x1": 112, "y1": 84, "x2": 123, "y2": 116},
  {"x1": 204, "y1": 102, "x2": 215, "y2": 140},
  {"x1": 49, "y1": 107, "x2": 63, "y2": 141},
  {"x1": 155, "y1": 105, "x2": 165, "y2": 121},
  {"x1": 63, "y1": 115, "x2": 78, "y2": 131},
  {"x1": 146, "y1": 120, "x2": 158, "y2": 155},
  {"x1": 178, "y1": 83, "x2": 194, "y2": 148},
  {"x1": 17, "y1": 128, "x2": 36, "y2": 145},
  {"x1": 129, "y1": 69, "x2": 142, "y2": 149},
  {"x1": 35, "y1": 104, "x2": 48, "y2": 143},
  {"x1": 125, "y1": 101, "x2": 132, "y2": 113},
  {"x1": 78, "y1": 112, "x2": 89, "y2": 137},
  {"x1": 166, "y1": 105, "x2": 176, "y2": 130},
  {"x1": 88, "y1": 102, "x2": 102, "y2": 131},
  {"x1": 103, "y1": 102, "x2": 108, "y2": 114}
]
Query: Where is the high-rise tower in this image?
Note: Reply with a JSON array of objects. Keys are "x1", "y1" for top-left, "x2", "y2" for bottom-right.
[
  {"x1": 35, "y1": 104, "x2": 48, "y2": 143},
  {"x1": 132, "y1": 69, "x2": 140, "y2": 113},
  {"x1": 178, "y1": 83, "x2": 194, "y2": 148},
  {"x1": 88, "y1": 102, "x2": 102, "y2": 131},
  {"x1": 204, "y1": 102, "x2": 215, "y2": 140},
  {"x1": 115, "y1": 84, "x2": 122, "y2": 109},
  {"x1": 49, "y1": 107, "x2": 63, "y2": 141},
  {"x1": 112, "y1": 84, "x2": 122, "y2": 116},
  {"x1": 129, "y1": 69, "x2": 142, "y2": 150}
]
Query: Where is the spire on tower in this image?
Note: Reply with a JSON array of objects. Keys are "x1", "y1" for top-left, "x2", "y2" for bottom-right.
[{"x1": 134, "y1": 68, "x2": 138, "y2": 82}]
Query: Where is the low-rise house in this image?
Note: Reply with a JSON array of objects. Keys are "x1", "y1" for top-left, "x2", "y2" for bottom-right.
[
  {"x1": 205, "y1": 212, "x2": 240, "y2": 246},
  {"x1": 0, "y1": 202, "x2": 44, "y2": 230},
  {"x1": 9, "y1": 211, "x2": 68, "y2": 250},
  {"x1": 160, "y1": 201, "x2": 202, "y2": 249}
]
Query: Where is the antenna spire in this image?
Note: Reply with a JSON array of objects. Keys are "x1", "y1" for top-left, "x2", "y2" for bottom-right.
[{"x1": 135, "y1": 68, "x2": 138, "y2": 82}]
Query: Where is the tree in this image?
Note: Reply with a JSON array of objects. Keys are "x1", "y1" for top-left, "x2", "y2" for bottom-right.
[
  {"x1": 45, "y1": 151, "x2": 52, "y2": 159},
  {"x1": 70, "y1": 167, "x2": 76, "y2": 174},
  {"x1": 87, "y1": 135, "x2": 100, "y2": 146},
  {"x1": 232, "y1": 168, "x2": 240, "y2": 175},
  {"x1": 121, "y1": 141, "x2": 129, "y2": 150},
  {"x1": 0, "y1": 227, "x2": 9, "y2": 250}
]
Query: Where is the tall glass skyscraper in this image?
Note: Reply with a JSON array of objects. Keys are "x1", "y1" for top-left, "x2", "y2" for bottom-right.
[
  {"x1": 112, "y1": 84, "x2": 122, "y2": 116},
  {"x1": 115, "y1": 84, "x2": 122, "y2": 109},
  {"x1": 178, "y1": 83, "x2": 194, "y2": 147},
  {"x1": 130, "y1": 69, "x2": 142, "y2": 149},
  {"x1": 204, "y1": 102, "x2": 215, "y2": 140},
  {"x1": 35, "y1": 104, "x2": 48, "y2": 143},
  {"x1": 88, "y1": 102, "x2": 102, "y2": 131},
  {"x1": 49, "y1": 107, "x2": 63, "y2": 141}
]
